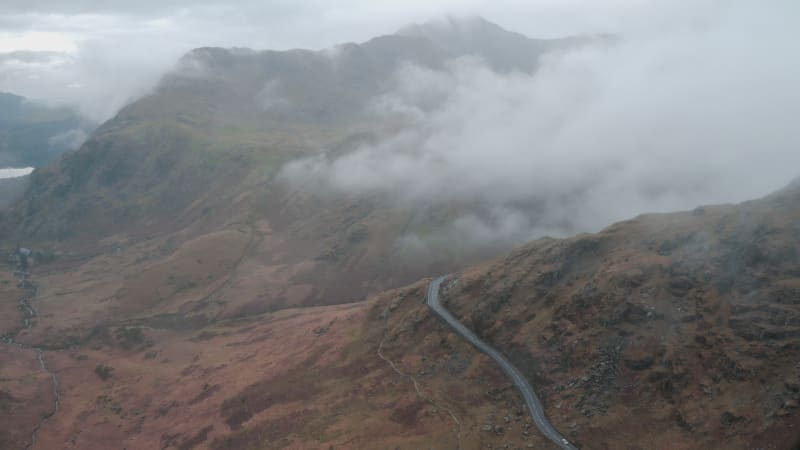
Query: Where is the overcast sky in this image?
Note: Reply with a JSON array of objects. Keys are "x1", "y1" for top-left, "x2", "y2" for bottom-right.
[{"x1": 0, "y1": 0, "x2": 747, "y2": 121}]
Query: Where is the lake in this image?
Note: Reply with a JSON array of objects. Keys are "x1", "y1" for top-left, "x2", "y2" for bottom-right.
[{"x1": 0, "y1": 167, "x2": 34, "y2": 179}]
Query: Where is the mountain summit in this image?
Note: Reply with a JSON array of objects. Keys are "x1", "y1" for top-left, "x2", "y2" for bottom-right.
[
  {"x1": 397, "y1": 16, "x2": 573, "y2": 71},
  {"x1": 155, "y1": 17, "x2": 579, "y2": 125},
  {"x1": 2, "y1": 17, "x2": 586, "y2": 243}
]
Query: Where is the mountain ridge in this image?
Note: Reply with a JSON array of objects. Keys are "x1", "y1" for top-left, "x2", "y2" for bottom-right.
[
  {"x1": 1, "y1": 17, "x2": 794, "y2": 450},
  {"x1": 0, "y1": 18, "x2": 591, "y2": 304}
]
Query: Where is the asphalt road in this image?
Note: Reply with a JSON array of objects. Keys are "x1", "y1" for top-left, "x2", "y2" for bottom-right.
[{"x1": 426, "y1": 275, "x2": 579, "y2": 450}]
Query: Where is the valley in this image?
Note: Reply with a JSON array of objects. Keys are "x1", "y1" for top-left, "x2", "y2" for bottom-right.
[{"x1": 0, "y1": 13, "x2": 798, "y2": 450}]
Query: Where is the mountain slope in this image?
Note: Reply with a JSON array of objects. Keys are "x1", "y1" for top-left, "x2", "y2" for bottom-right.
[
  {"x1": 4, "y1": 17, "x2": 582, "y2": 236},
  {"x1": 4, "y1": 179, "x2": 798, "y2": 450},
  {"x1": 436, "y1": 179, "x2": 800, "y2": 449},
  {"x1": 1, "y1": 18, "x2": 587, "y2": 312}
]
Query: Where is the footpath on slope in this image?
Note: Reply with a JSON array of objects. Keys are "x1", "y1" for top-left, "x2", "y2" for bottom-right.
[
  {"x1": 377, "y1": 300, "x2": 463, "y2": 450},
  {"x1": 426, "y1": 275, "x2": 579, "y2": 450}
]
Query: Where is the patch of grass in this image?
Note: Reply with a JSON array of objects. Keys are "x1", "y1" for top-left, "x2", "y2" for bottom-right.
[
  {"x1": 114, "y1": 326, "x2": 153, "y2": 351},
  {"x1": 17, "y1": 374, "x2": 37, "y2": 386},
  {"x1": 94, "y1": 364, "x2": 114, "y2": 380}
]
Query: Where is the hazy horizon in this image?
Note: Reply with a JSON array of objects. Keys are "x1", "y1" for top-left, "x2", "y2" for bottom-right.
[{"x1": 2, "y1": 1, "x2": 785, "y2": 121}]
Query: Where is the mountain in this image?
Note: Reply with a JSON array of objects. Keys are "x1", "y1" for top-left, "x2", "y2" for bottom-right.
[
  {"x1": 398, "y1": 16, "x2": 585, "y2": 72},
  {"x1": 0, "y1": 18, "x2": 587, "y2": 308},
  {"x1": 434, "y1": 180, "x2": 800, "y2": 449},
  {"x1": 2, "y1": 17, "x2": 793, "y2": 450},
  {"x1": 0, "y1": 92, "x2": 95, "y2": 168},
  {"x1": 0, "y1": 18, "x2": 607, "y2": 449}
]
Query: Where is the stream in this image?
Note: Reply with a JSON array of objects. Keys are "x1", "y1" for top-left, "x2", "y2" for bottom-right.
[{"x1": 1, "y1": 256, "x2": 61, "y2": 450}]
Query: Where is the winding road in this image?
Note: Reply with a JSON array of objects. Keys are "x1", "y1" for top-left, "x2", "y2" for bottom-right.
[{"x1": 426, "y1": 275, "x2": 578, "y2": 450}]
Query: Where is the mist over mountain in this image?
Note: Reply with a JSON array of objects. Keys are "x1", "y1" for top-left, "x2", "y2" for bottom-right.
[
  {"x1": 1, "y1": 6, "x2": 799, "y2": 450},
  {"x1": 397, "y1": 16, "x2": 591, "y2": 72},
  {"x1": 3, "y1": 18, "x2": 588, "y2": 250},
  {"x1": 155, "y1": 17, "x2": 582, "y2": 126},
  {"x1": 2, "y1": 18, "x2": 596, "y2": 323},
  {"x1": 6, "y1": 9, "x2": 799, "y2": 268},
  {"x1": 280, "y1": 7, "x2": 800, "y2": 249},
  {"x1": 0, "y1": 92, "x2": 95, "y2": 168}
]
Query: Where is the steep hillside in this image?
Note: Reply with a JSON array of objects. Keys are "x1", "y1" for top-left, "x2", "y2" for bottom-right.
[
  {"x1": 437, "y1": 179, "x2": 800, "y2": 449},
  {"x1": 3, "y1": 180, "x2": 798, "y2": 450},
  {"x1": 5, "y1": 18, "x2": 580, "y2": 241},
  {"x1": 0, "y1": 19, "x2": 601, "y2": 450},
  {"x1": 1, "y1": 18, "x2": 586, "y2": 311}
]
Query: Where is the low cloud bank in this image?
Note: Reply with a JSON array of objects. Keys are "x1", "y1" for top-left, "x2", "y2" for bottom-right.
[
  {"x1": 280, "y1": 2, "x2": 800, "y2": 248},
  {"x1": 48, "y1": 128, "x2": 88, "y2": 151}
]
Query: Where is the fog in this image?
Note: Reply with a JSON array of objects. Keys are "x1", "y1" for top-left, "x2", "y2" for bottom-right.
[
  {"x1": 3, "y1": 1, "x2": 798, "y2": 246},
  {"x1": 281, "y1": 1, "x2": 800, "y2": 245},
  {"x1": 0, "y1": 0, "x2": 762, "y2": 122}
]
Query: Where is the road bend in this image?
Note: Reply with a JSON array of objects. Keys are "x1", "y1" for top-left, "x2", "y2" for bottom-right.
[{"x1": 426, "y1": 275, "x2": 578, "y2": 450}]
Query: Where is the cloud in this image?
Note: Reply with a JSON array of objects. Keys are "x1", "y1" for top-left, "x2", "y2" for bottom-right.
[
  {"x1": 48, "y1": 128, "x2": 88, "y2": 150},
  {"x1": 1, "y1": 0, "x2": 797, "y2": 250},
  {"x1": 280, "y1": 1, "x2": 800, "y2": 248},
  {"x1": 0, "y1": 15, "x2": 185, "y2": 121},
  {"x1": 0, "y1": 1, "x2": 741, "y2": 123},
  {"x1": 0, "y1": 31, "x2": 78, "y2": 53},
  {"x1": 255, "y1": 80, "x2": 293, "y2": 113}
]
